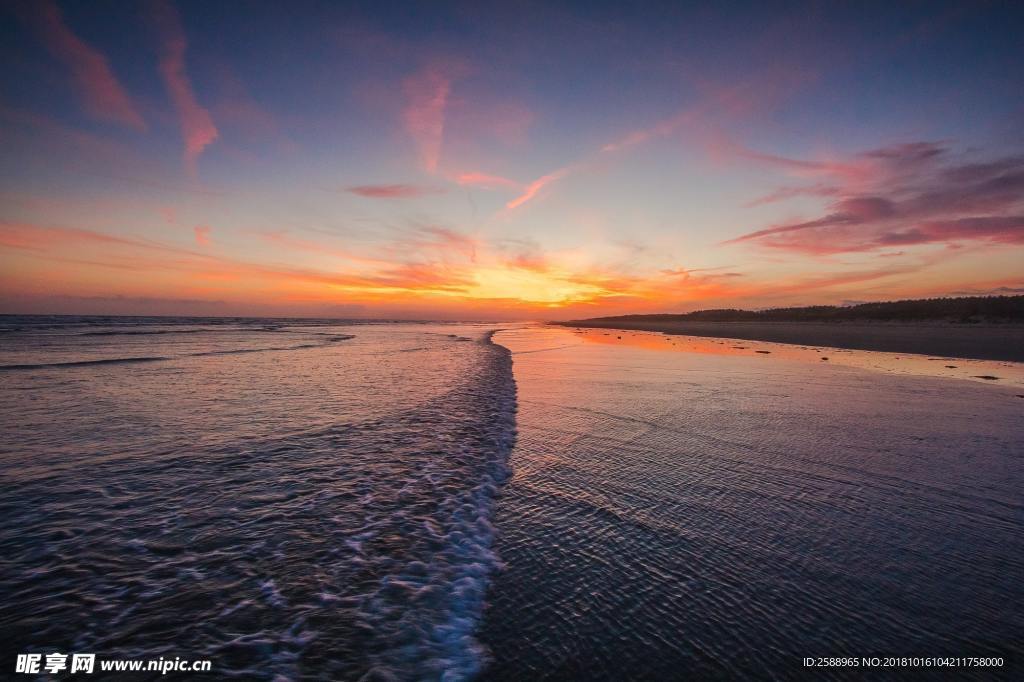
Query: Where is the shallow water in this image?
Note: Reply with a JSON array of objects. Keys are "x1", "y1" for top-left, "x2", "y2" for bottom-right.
[
  {"x1": 2, "y1": 318, "x2": 1022, "y2": 680},
  {"x1": 570, "y1": 327, "x2": 1024, "y2": 389},
  {"x1": 1, "y1": 317, "x2": 515, "y2": 680},
  {"x1": 479, "y1": 326, "x2": 1023, "y2": 680}
]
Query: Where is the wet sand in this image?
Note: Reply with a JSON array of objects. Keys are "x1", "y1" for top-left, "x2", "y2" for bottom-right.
[
  {"x1": 564, "y1": 327, "x2": 1024, "y2": 390},
  {"x1": 482, "y1": 326, "x2": 1024, "y2": 679},
  {"x1": 554, "y1": 319, "x2": 1024, "y2": 362}
]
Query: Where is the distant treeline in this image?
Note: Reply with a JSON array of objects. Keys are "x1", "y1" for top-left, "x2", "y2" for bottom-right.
[{"x1": 574, "y1": 295, "x2": 1024, "y2": 323}]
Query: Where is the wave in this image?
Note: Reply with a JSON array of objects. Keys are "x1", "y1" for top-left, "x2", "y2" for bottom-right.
[
  {"x1": 0, "y1": 329, "x2": 516, "y2": 680},
  {"x1": 352, "y1": 331, "x2": 517, "y2": 680},
  {"x1": 189, "y1": 337, "x2": 354, "y2": 357},
  {"x1": 78, "y1": 329, "x2": 218, "y2": 336},
  {"x1": 0, "y1": 356, "x2": 170, "y2": 370},
  {"x1": 0, "y1": 336, "x2": 356, "y2": 370},
  {"x1": 188, "y1": 345, "x2": 318, "y2": 357},
  {"x1": 77, "y1": 327, "x2": 293, "y2": 337}
]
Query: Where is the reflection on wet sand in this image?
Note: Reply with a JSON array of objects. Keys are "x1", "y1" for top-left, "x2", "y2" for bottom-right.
[
  {"x1": 482, "y1": 325, "x2": 1024, "y2": 679},
  {"x1": 569, "y1": 327, "x2": 1024, "y2": 390}
]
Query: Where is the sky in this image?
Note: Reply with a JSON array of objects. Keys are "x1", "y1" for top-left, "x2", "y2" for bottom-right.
[{"x1": 1, "y1": 0, "x2": 1022, "y2": 320}]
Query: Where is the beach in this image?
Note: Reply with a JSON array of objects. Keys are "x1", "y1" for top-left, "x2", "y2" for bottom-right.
[
  {"x1": 481, "y1": 326, "x2": 1024, "y2": 680},
  {"x1": 2, "y1": 317, "x2": 1022, "y2": 680},
  {"x1": 554, "y1": 319, "x2": 1024, "y2": 362},
  {"x1": 4, "y1": 0, "x2": 1023, "y2": 677}
]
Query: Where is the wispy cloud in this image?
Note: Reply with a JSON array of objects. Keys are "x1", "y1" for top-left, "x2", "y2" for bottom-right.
[
  {"x1": 347, "y1": 184, "x2": 445, "y2": 199},
  {"x1": 743, "y1": 184, "x2": 840, "y2": 207},
  {"x1": 504, "y1": 67, "x2": 815, "y2": 212},
  {"x1": 728, "y1": 142, "x2": 1024, "y2": 254},
  {"x1": 878, "y1": 216, "x2": 1024, "y2": 248},
  {"x1": 402, "y1": 63, "x2": 465, "y2": 173},
  {"x1": 1, "y1": 221, "x2": 161, "y2": 252},
  {"x1": 455, "y1": 172, "x2": 521, "y2": 190},
  {"x1": 0, "y1": 220, "x2": 631, "y2": 309},
  {"x1": 4, "y1": 218, "x2": 983, "y2": 317},
  {"x1": 151, "y1": 0, "x2": 218, "y2": 174},
  {"x1": 394, "y1": 225, "x2": 479, "y2": 262},
  {"x1": 18, "y1": 0, "x2": 145, "y2": 130},
  {"x1": 506, "y1": 168, "x2": 571, "y2": 210}
]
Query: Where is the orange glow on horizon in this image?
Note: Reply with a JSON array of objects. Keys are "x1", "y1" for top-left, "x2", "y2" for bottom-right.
[{"x1": 2, "y1": 217, "x2": 1022, "y2": 319}]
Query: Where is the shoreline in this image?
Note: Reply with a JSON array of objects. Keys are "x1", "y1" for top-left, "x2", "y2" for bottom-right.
[{"x1": 552, "y1": 320, "x2": 1024, "y2": 362}]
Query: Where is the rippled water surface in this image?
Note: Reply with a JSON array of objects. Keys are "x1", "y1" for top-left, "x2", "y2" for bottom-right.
[
  {"x1": 3, "y1": 318, "x2": 1022, "y2": 680},
  {"x1": 480, "y1": 327, "x2": 1023, "y2": 681},
  {"x1": 1, "y1": 317, "x2": 515, "y2": 680}
]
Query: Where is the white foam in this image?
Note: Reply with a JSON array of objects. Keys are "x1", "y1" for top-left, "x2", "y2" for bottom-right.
[{"x1": 354, "y1": 332, "x2": 517, "y2": 681}]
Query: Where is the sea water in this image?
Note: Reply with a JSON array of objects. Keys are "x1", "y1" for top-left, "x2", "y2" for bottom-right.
[
  {"x1": 479, "y1": 326, "x2": 1023, "y2": 681},
  {"x1": 2, "y1": 317, "x2": 1021, "y2": 680},
  {"x1": 1, "y1": 317, "x2": 515, "y2": 679}
]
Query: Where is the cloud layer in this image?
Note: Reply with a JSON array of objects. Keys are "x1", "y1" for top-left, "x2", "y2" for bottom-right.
[
  {"x1": 402, "y1": 64, "x2": 462, "y2": 173},
  {"x1": 20, "y1": 0, "x2": 146, "y2": 130},
  {"x1": 151, "y1": 0, "x2": 218, "y2": 174},
  {"x1": 347, "y1": 184, "x2": 445, "y2": 199},
  {"x1": 731, "y1": 142, "x2": 1024, "y2": 254}
]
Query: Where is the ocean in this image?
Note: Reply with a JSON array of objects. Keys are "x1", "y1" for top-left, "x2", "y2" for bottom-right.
[{"x1": 1, "y1": 317, "x2": 1021, "y2": 680}]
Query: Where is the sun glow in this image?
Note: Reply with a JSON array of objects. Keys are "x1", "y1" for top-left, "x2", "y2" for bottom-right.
[{"x1": 466, "y1": 266, "x2": 612, "y2": 305}]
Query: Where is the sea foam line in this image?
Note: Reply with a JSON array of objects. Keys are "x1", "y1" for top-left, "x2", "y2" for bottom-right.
[{"x1": 356, "y1": 331, "x2": 517, "y2": 681}]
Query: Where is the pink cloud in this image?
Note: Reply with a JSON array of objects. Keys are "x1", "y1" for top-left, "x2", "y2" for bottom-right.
[
  {"x1": 506, "y1": 168, "x2": 570, "y2": 211},
  {"x1": 151, "y1": 0, "x2": 218, "y2": 174},
  {"x1": 193, "y1": 225, "x2": 212, "y2": 246},
  {"x1": 879, "y1": 216, "x2": 1024, "y2": 247},
  {"x1": 732, "y1": 196, "x2": 898, "y2": 244},
  {"x1": 0, "y1": 222, "x2": 210, "y2": 259},
  {"x1": 743, "y1": 184, "x2": 841, "y2": 207},
  {"x1": 729, "y1": 142, "x2": 1024, "y2": 254},
  {"x1": 347, "y1": 184, "x2": 445, "y2": 199},
  {"x1": 733, "y1": 141, "x2": 947, "y2": 190},
  {"x1": 501, "y1": 68, "x2": 817, "y2": 213},
  {"x1": 455, "y1": 172, "x2": 521, "y2": 190},
  {"x1": 602, "y1": 67, "x2": 815, "y2": 156},
  {"x1": 737, "y1": 147, "x2": 868, "y2": 181},
  {"x1": 402, "y1": 65, "x2": 461, "y2": 173},
  {"x1": 600, "y1": 109, "x2": 700, "y2": 154},
  {"x1": 404, "y1": 225, "x2": 478, "y2": 262},
  {"x1": 740, "y1": 215, "x2": 1024, "y2": 256},
  {"x1": 2, "y1": 221, "x2": 487, "y2": 301},
  {"x1": 19, "y1": 0, "x2": 145, "y2": 130}
]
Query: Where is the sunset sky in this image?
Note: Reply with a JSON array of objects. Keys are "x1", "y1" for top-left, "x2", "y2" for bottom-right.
[{"x1": 1, "y1": 0, "x2": 1022, "y2": 319}]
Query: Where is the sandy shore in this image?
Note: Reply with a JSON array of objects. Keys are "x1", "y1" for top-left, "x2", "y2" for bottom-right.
[{"x1": 553, "y1": 320, "x2": 1024, "y2": 362}]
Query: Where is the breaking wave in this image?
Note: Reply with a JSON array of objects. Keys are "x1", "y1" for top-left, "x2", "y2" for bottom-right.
[
  {"x1": 0, "y1": 326, "x2": 516, "y2": 681},
  {"x1": 351, "y1": 331, "x2": 517, "y2": 680}
]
